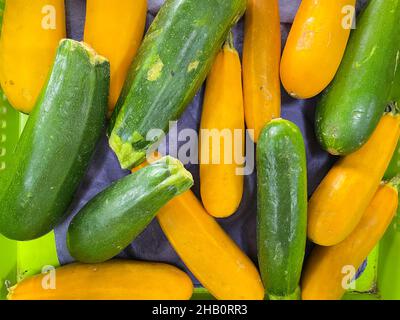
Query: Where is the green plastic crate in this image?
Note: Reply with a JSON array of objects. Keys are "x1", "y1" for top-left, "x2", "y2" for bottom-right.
[{"x1": 1, "y1": 100, "x2": 400, "y2": 300}]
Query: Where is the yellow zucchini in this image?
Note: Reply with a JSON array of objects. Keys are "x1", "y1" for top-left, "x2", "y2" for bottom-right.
[
  {"x1": 84, "y1": 0, "x2": 147, "y2": 115},
  {"x1": 302, "y1": 179, "x2": 399, "y2": 300},
  {"x1": 199, "y1": 34, "x2": 244, "y2": 218},
  {"x1": 0, "y1": 0, "x2": 66, "y2": 113},
  {"x1": 157, "y1": 190, "x2": 264, "y2": 300},
  {"x1": 243, "y1": 0, "x2": 281, "y2": 142},
  {"x1": 280, "y1": 0, "x2": 355, "y2": 99},
  {"x1": 132, "y1": 157, "x2": 264, "y2": 300},
  {"x1": 308, "y1": 111, "x2": 400, "y2": 246},
  {"x1": 8, "y1": 260, "x2": 193, "y2": 300}
]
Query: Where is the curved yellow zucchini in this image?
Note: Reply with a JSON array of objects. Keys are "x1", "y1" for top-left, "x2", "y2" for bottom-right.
[
  {"x1": 157, "y1": 190, "x2": 265, "y2": 300},
  {"x1": 308, "y1": 112, "x2": 400, "y2": 246},
  {"x1": 303, "y1": 181, "x2": 398, "y2": 300}
]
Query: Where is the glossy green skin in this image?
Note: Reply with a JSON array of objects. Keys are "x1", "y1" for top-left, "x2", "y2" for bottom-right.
[
  {"x1": 316, "y1": 0, "x2": 400, "y2": 155},
  {"x1": 0, "y1": 0, "x2": 4, "y2": 34},
  {"x1": 385, "y1": 140, "x2": 400, "y2": 180},
  {"x1": 67, "y1": 156, "x2": 193, "y2": 264},
  {"x1": 0, "y1": 40, "x2": 110, "y2": 241},
  {"x1": 384, "y1": 70, "x2": 400, "y2": 180},
  {"x1": 109, "y1": 0, "x2": 246, "y2": 169},
  {"x1": 257, "y1": 120, "x2": 307, "y2": 300}
]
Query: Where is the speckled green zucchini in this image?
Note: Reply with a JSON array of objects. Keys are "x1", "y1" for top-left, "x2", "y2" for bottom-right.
[
  {"x1": 0, "y1": 39, "x2": 110, "y2": 241},
  {"x1": 67, "y1": 156, "x2": 193, "y2": 263},
  {"x1": 109, "y1": 0, "x2": 246, "y2": 169}
]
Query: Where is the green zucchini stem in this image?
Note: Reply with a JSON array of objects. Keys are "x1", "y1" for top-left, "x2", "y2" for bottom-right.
[
  {"x1": 153, "y1": 156, "x2": 194, "y2": 196},
  {"x1": 223, "y1": 30, "x2": 235, "y2": 50}
]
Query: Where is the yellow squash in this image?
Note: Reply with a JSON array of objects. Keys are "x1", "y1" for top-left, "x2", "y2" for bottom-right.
[
  {"x1": 157, "y1": 190, "x2": 265, "y2": 300},
  {"x1": 0, "y1": 0, "x2": 66, "y2": 113},
  {"x1": 84, "y1": 0, "x2": 147, "y2": 114},
  {"x1": 243, "y1": 0, "x2": 281, "y2": 142},
  {"x1": 302, "y1": 180, "x2": 399, "y2": 300},
  {"x1": 199, "y1": 35, "x2": 244, "y2": 218},
  {"x1": 280, "y1": 0, "x2": 356, "y2": 99},
  {"x1": 133, "y1": 157, "x2": 263, "y2": 300},
  {"x1": 308, "y1": 112, "x2": 400, "y2": 246},
  {"x1": 8, "y1": 260, "x2": 193, "y2": 300}
]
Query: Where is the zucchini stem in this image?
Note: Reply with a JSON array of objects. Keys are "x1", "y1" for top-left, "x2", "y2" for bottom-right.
[
  {"x1": 224, "y1": 30, "x2": 235, "y2": 50},
  {"x1": 385, "y1": 101, "x2": 400, "y2": 115}
]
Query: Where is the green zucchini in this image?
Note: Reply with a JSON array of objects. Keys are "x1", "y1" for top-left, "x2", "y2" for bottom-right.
[
  {"x1": 0, "y1": 0, "x2": 5, "y2": 35},
  {"x1": 316, "y1": 0, "x2": 400, "y2": 155},
  {"x1": 385, "y1": 140, "x2": 400, "y2": 180},
  {"x1": 67, "y1": 156, "x2": 193, "y2": 264},
  {"x1": 256, "y1": 119, "x2": 307, "y2": 300},
  {"x1": 0, "y1": 39, "x2": 110, "y2": 241},
  {"x1": 384, "y1": 59, "x2": 400, "y2": 180},
  {"x1": 109, "y1": 0, "x2": 246, "y2": 169}
]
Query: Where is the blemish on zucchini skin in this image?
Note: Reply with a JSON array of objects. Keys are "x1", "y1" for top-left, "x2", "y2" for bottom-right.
[
  {"x1": 355, "y1": 45, "x2": 377, "y2": 68},
  {"x1": 187, "y1": 60, "x2": 199, "y2": 72},
  {"x1": 147, "y1": 56, "x2": 164, "y2": 81}
]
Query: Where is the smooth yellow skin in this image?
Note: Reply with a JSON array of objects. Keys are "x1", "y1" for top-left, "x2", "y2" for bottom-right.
[
  {"x1": 84, "y1": 0, "x2": 147, "y2": 115},
  {"x1": 281, "y1": 0, "x2": 356, "y2": 99},
  {"x1": 303, "y1": 184, "x2": 398, "y2": 300},
  {"x1": 199, "y1": 41, "x2": 245, "y2": 218},
  {"x1": 133, "y1": 158, "x2": 264, "y2": 300},
  {"x1": 157, "y1": 191, "x2": 265, "y2": 300},
  {"x1": 308, "y1": 114, "x2": 400, "y2": 246},
  {"x1": 0, "y1": 0, "x2": 66, "y2": 113},
  {"x1": 243, "y1": 0, "x2": 281, "y2": 142},
  {"x1": 8, "y1": 260, "x2": 193, "y2": 300}
]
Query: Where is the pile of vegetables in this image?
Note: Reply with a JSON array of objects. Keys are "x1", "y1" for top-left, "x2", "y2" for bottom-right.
[{"x1": 0, "y1": 0, "x2": 399, "y2": 301}]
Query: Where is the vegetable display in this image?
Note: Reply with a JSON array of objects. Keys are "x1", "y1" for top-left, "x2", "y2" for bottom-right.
[
  {"x1": 1, "y1": 0, "x2": 400, "y2": 302},
  {"x1": 108, "y1": 0, "x2": 246, "y2": 170},
  {"x1": 243, "y1": 0, "x2": 281, "y2": 142},
  {"x1": 280, "y1": 0, "x2": 355, "y2": 99},
  {"x1": 67, "y1": 156, "x2": 193, "y2": 263},
  {"x1": 0, "y1": 0, "x2": 66, "y2": 113},
  {"x1": 302, "y1": 178, "x2": 400, "y2": 300},
  {"x1": 8, "y1": 260, "x2": 193, "y2": 300},
  {"x1": 199, "y1": 34, "x2": 244, "y2": 218},
  {"x1": 315, "y1": 0, "x2": 400, "y2": 155},
  {"x1": 308, "y1": 111, "x2": 400, "y2": 246},
  {"x1": 257, "y1": 119, "x2": 307, "y2": 300},
  {"x1": 84, "y1": 0, "x2": 147, "y2": 115},
  {"x1": 0, "y1": 39, "x2": 109, "y2": 241}
]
